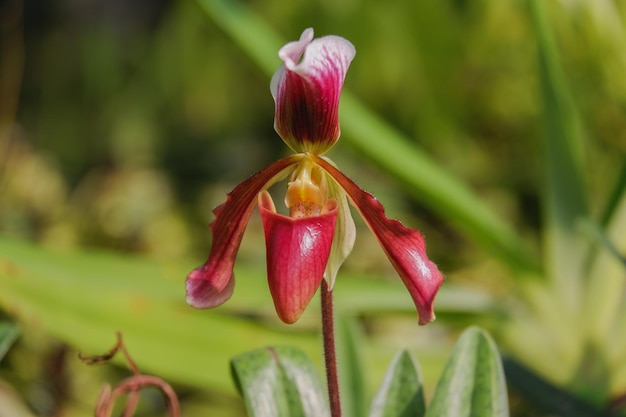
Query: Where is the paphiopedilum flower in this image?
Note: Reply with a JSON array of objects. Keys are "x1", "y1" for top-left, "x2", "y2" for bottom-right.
[{"x1": 186, "y1": 28, "x2": 444, "y2": 325}]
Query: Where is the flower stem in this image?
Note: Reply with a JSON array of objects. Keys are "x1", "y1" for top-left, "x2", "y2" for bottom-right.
[{"x1": 321, "y1": 280, "x2": 341, "y2": 417}]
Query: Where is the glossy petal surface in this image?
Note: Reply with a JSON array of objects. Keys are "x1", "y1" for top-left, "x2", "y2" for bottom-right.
[
  {"x1": 259, "y1": 191, "x2": 338, "y2": 324},
  {"x1": 271, "y1": 28, "x2": 356, "y2": 154},
  {"x1": 186, "y1": 155, "x2": 302, "y2": 309},
  {"x1": 314, "y1": 156, "x2": 444, "y2": 324}
]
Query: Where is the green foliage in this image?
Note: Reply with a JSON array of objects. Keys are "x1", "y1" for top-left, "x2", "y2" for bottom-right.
[
  {"x1": 233, "y1": 328, "x2": 507, "y2": 417},
  {"x1": 425, "y1": 327, "x2": 508, "y2": 417},
  {"x1": 231, "y1": 346, "x2": 329, "y2": 417},
  {"x1": 369, "y1": 350, "x2": 425, "y2": 417},
  {"x1": 498, "y1": 1, "x2": 626, "y2": 407}
]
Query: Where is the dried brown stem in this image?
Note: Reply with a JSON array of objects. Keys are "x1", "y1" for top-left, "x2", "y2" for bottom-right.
[{"x1": 80, "y1": 332, "x2": 180, "y2": 417}]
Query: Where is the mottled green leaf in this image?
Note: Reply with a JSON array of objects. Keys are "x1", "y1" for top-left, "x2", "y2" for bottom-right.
[
  {"x1": 425, "y1": 327, "x2": 508, "y2": 417},
  {"x1": 231, "y1": 346, "x2": 329, "y2": 417},
  {"x1": 369, "y1": 350, "x2": 425, "y2": 417}
]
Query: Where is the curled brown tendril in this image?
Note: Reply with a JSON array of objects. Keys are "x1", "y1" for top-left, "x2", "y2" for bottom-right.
[{"x1": 79, "y1": 332, "x2": 180, "y2": 417}]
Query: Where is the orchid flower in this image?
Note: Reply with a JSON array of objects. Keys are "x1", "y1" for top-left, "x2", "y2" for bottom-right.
[{"x1": 186, "y1": 28, "x2": 444, "y2": 325}]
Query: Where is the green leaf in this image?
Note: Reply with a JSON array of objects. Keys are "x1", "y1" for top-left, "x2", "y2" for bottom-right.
[
  {"x1": 528, "y1": 0, "x2": 588, "y2": 294},
  {"x1": 369, "y1": 350, "x2": 425, "y2": 417},
  {"x1": 0, "y1": 322, "x2": 19, "y2": 363},
  {"x1": 526, "y1": 2, "x2": 626, "y2": 390},
  {"x1": 425, "y1": 327, "x2": 508, "y2": 417},
  {"x1": 231, "y1": 346, "x2": 329, "y2": 417}
]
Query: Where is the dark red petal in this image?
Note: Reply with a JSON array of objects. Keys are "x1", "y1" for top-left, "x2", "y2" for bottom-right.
[
  {"x1": 271, "y1": 29, "x2": 356, "y2": 154},
  {"x1": 258, "y1": 191, "x2": 338, "y2": 324},
  {"x1": 314, "y1": 155, "x2": 444, "y2": 325},
  {"x1": 186, "y1": 155, "x2": 302, "y2": 309}
]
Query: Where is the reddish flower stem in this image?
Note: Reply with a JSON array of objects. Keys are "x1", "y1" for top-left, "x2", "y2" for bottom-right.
[{"x1": 321, "y1": 280, "x2": 341, "y2": 417}]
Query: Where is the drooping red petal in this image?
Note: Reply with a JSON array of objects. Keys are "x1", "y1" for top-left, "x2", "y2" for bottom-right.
[
  {"x1": 270, "y1": 28, "x2": 356, "y2": 154},
  {"x1": 258, "y1": 191, "x2": 338, "y2": 324},
  {"x1": 186, "y1": 155, "x2": 303, "y2": 309},
  {"x1": 314, "y1": 155, "x2": 444, "y2": 325}
]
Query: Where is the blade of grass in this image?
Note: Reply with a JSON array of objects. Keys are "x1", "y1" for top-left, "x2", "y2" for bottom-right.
[
  {"x1": 601, "y1": 159, "x2": 626, "y2": 227},
  {"x1": 528, "y1": 0, "x2": 589, "y2": 299},
  {"x1": 584, "y1": 192, "x2": 626, "y2": 372},
  {"x1": 581, "y1": 220, "x2": 626, "y2": 270},
  {"x1": 524, "y1": 0, "x2": 594, "y2": 375},
  {"x1": 194, "y1": 0, "x2": 540, "y2": 277}
]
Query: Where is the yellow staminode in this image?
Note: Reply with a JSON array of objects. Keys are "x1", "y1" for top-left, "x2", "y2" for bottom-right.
[{"x1": 285, "y1": 158, "x2": 329, "y2": 218}]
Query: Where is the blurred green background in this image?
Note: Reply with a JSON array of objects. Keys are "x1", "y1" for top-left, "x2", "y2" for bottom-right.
[{"x1": 1, "y1": 0, "x2": 626, "y2": 416}]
